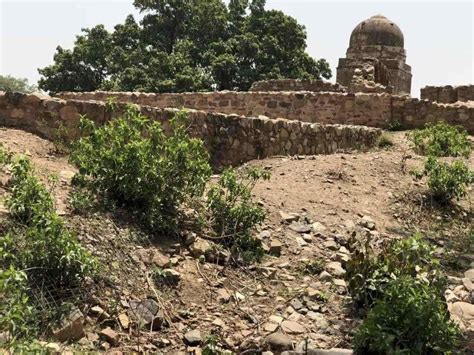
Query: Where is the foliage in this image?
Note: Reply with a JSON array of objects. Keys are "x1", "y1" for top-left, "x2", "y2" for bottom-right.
[
  {"x1": 69, "y1": 107, "x2": 211, "y2": 233},
  {"x1": 346, "y1": 234, "x2": 443, "y2": 310},
  {"x1": 0, "y1": 267, "x2": 35, "y2": 343},
  {"x1": 206, "y1": 167, "x2": 269, "y2": 262},
  {"x1": 377, "y1": 134, "x2": 394, "y2": 149},
  {"x1": 387, "y1": 119, "x2": 403, "y2": 132},
  {"x1": 354, "y1": 276, "x2": 460, "y2": 354},
  {"x1": 68, "y1": 188, "x2": 96, "y2": 214},
  {"x1": 409, "y1": 122, "x2": 471, "y2": 158},
  {"x1": 38, "y1": 1, "x2": 331, "y2": 93},
  {"x1": 412, "y1": 156, "x2": 473, "y2": 203},
  {"x1": 0, "y1": 75, "x2": 37, "y2": 93},
  {"x1": 0, "y1": 154, "x2": 95, "y2": 345},
  {"x1": 299, "y1": 259, "x2": 325, "y2": 275}
]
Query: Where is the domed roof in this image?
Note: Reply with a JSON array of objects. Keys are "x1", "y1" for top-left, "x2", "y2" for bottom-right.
[{"x1": 349, "y1": 15, "x2": 404, "y2": 48}]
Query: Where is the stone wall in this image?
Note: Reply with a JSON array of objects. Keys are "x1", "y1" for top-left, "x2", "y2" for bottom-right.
[
  {"x1": 421, "y1": 85, "x2": 474, "y2": 104},
  {"x1": 0, "y1": 92, "x2": 381, "y2": 169},
  {"x1": 249, "y1": 79, "x2": 346, "y2": 93},
  {"x1": 58, "y1": 91, "x2": 474, "y2": 133}
]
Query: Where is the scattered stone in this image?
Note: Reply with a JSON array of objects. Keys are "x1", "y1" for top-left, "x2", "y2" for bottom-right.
[
  {"x1": 269, "y1": 240, "x2": 283, "y2": 256},
  {"x1": 290, "y1": 298, "x2": 304, "y2": 311},
  {"x1": 265, "y1": 332, "x2": 293, "y2": 352},
  {"x1": 100, "y1": 327, "x2": 119, "y2": 346},
  {"x1": 334, "y1": 252, "x2": 350, "y2": 263},
  {"x1": 259, "y1": 230, "x2": 272, "y2": 239},
  {"x1": 118, "y1": 313, "x2": 130, "y2": 330},
  {"x1": 129, "y1": 299, "x2": 164, "y2": 330},
  {"x1": 280, "y1": 211, "x2": 299, "y2": 223},
  {"x1": 161, "y1": 269, "x2": 181, "y2": 284},
  {"x1": 191, "y1": 238, "x2": 212, "y2": 258},
  {"x1": 302, "y1": 234, "x2": 313, "y2": 242},
  {"x1": 289, "y1": 222, "x2": 311, "y2": 234},
  {"x1": 296, "y1": 237, "x2": 308, "y2": 247},
  {"x1": 184, "y1": 330, "x2": 202, "y2": 346},
  {"x1": 263, "y1": 322, "x2": 279, "y2": 332},
  {"x1": 359, "y1": 216, "x2": 376, "y2": 230},
  {"x1": 183, "y1": 232, "x2": 197, "y2": 246},
  {"x1": 90, "y1": 305, "x2": 110, "y2": 321},
  {"x1": 234, "y1": 291, "x2": 246, "y2": 302},
  {"x1": 52, "y1": 308, "x2": 85, "y2": 342},
  {"x1": 319, "y1": 271, "x2": 333, "y2": 281},
  {"x1": 216, "y1": 288, "x2": 231, "y2": 303},
  {"x1": 449, "y1": 302, "x2": 474, "y2": 331},
  {"x1": 462, "y1": 278, "x2": 474, "y2": 292},
  {"x1": 323, "y1": 240, "x2": 338, "y2": 250},
  {"x1": 269, "y1": 315, "x2": 284, "y2": 324},
  {"x1": 311, "y1": 222, "x2": 327, "y2": 233},
  {"x1": 333, "y1": 279, "x2": 347, "y2": 288},
  {"x1": 212, "y1": 318, "x2": 225, "y2": 328},
  {"x1": 465, "y1": 269, "x2": 474, "y2": 281},
  {"x1": 326, "y1": 262, "x2": 346, "y2": 277},
  {"x1": 281, "y1": 320, "x2": 306, "y2": 334},
  {"x1": 152, "y1": 251, "x2": 171, "y2": 268}
]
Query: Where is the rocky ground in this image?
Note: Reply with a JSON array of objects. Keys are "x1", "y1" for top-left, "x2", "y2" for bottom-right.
[{"x1": 0, "y1": 128, "x2": 473, "y2": 354}]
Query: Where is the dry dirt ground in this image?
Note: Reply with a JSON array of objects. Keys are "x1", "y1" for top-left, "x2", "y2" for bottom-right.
[{"x1": 0, "y1": 127, "x2": 473, "y2": 354}]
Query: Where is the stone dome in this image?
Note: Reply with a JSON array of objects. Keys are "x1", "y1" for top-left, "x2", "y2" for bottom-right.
[{"x1": 349, "y1": 15, "x2": 404, "y2": 48}]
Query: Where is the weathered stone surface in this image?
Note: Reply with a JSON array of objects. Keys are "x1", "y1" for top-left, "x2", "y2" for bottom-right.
[
  {"x1": 191, "y1": 238, "x2": 212, "y2": 258},
  {"x1": 326, "y1": 262, "x2": 346, "y2": 277},
  {"x1": 183, "y1": 330, "x2": 202, "y2": 346},
  {"x1": 265, "y1": 332, "x2": 293, "y2": 352},
  {"x1": 52, "y1": 308, "x2": 85, "y2": 342},
  {"x1": 281, "y1": 320, "x2": 306, "y2": 334},
  {"x1": 289, "y1": 222, "x2": 312, "y2": 234},
  {"x1": 269, "y1": 240, "x2": 283, "y2": 256},
  {"x1": 100, "y1": 327, "x2": 119, "y2": 346},
  {"x1": 129, "y1": 299, "x2": 164, "y2": 330}
]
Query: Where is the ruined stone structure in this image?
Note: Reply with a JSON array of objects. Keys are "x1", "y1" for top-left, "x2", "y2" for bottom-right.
[
  {"x1": 250, "y1": 79, "x2": 346, "y2": 93},
  {"x1": 0, "y1": 92, "x2": 381, "y2": 169},
  {"x1": 421, "y1": 85, "x2": 474, "y2": 104},
  {"x1": 337, "y1": 15, "x2": 412, "y2": 95},
  {"x1": 59, "y1": 91, "x2": 474, "y2": 134}
]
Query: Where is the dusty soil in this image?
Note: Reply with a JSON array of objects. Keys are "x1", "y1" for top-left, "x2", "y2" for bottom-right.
[{"x1": 0, "y1": 127, "x2": 473, "y2": 353}]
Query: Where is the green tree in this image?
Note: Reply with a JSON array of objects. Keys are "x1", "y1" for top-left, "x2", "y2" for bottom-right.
[
  {"x1": 38, "y1": 0, "x2": 331, "y2": 93},
  {"x1": 0, "y1": 75, "x2": 37, "y2": 93}
]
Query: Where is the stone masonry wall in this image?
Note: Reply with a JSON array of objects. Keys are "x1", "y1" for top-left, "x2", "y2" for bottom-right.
[
  {"x1": 249, "y1": 79, "x2": 346, "y2": 93},
  {"x1": 58, "y1": 91, "x2": 474, "y2": 133},
  {"x1": 0, "y1": 92, "x2": 381, "y2": 169},
  {"x1": 421, "y1": 85, "x2": 474, "y2": 104}
]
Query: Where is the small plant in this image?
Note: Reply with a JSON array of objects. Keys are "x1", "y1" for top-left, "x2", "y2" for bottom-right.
[
  {"x1": 1, "y1": 155, "x2": 96, "y2": 344},
  {"x1": 206, "y1": 167, "x2": 270, "y2": 263},
  {"x1": 68, "y1": 188, "x2": 95, "y2": 214},
  {"x1": 377, "y1": 134, "x2": 394, "y2": 149},
  {"x1": 202, "y1": 334, "x2": 225, "y2": 355},
  {"x1": 51, "y1": 122, "x2": 72, "y2": 155},
  {"x1": 346, "y1": 234, "x2": 443, "y2": 310},
  {"x1": 409, "y1": 122, "x2": 471, "y2": 158},
  {"x1": 69, "y1": 107, "x2": 211, "y2": 233},
  {"x1": 412, "y1": 156, "x2": 473, "y2": 203},
  {"x1": 387, "y1": 119, "x2": 403, "y2": 132},
  {"x1": 300, "y1": 259, "x2": 325, "y2": 275},
  {"x1": 354, "y1": 276, "x2": 460, "y2": 354}
]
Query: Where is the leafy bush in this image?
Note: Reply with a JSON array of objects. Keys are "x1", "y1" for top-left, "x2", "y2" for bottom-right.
[
  {"x1": 68, "y1": 188, "x2": 95, "y2": 214},
  {"x1": 346, "y1": 234, "x2": 443, "y2": 310},
  {"x1": 377, "y1": 134, "x2": 394, "y2": 149},
  {"x1": 413, "y1": 156, "x2": 473, "y2": 203},
  {"x1": 0, "y1": 267, "x2": 35, "y2": 343},
  {"x1": 0, "y1": 155, "x2": 95, "y2": 344},
  {"x1": 354, "y1": 276, "x2": 460, "y2": 354},
  {"x1": 70, "y1": 107, "x2": 211, "y2": 233},
  {"x1": 206, "y1": 168, "x2": 270, "y2": 263},
  {"x1": 409, "y1": 122, "x2": 471, "y2": 158}
]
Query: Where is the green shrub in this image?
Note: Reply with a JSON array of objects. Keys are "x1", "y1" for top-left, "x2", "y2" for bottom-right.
[
  {"x1": 354, "y1": 276, "x2": 460, "y2": 354},
  {"x1": 413, "y1": 156, "x2": 473, "y2": 203},
  {"x1": 378, "y1": 134, "x2": 394, "y2": 149},
  {"x1": 0, "y1": 267, "x2": 35, "y2": 343},
  {"x1": 69, "y1": 107, "x2": 211, "y2": 233},
  {"x1": 409, "y1": 122, "x2": 471, "y2": 158},
  {"x1": 1, "y1": 155, "x2": 95, "y2": 343},
  {"x1": 387, "y1": 119, "x2": 404, "y2": 132},
  {"x1": 68, "y1": 188, "x2": 95, "y2": 214},
  {"x1": 6, "y1": 157, "x2": 54, "y2": 224},
  {"x1": 206, "y1": 168, "x2": 270, "y2": 263},
  {"x1": 346, "y1": 234, "x2": 443, "y2": 310}
]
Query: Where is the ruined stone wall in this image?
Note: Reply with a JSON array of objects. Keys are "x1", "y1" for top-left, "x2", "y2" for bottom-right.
[
  {"x1": 58, "y1": 91, "x2": 474, "y2": 133},
  {"x1": 0, "y1": 92, "x2": 381, "y2": 169},
  {"x1": 249, "y1": 79, "x2": 346, "y2": 92},
  {"x1": 421, "y1": 85, "x2": 474, "y2": 104}
]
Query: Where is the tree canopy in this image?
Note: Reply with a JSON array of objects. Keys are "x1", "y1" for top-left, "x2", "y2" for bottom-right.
[
  {"x1": 38, "y1": 0, "x2": 331, "y2": 93},
  {"x1": 0, "y1": 75, "x2": 37, "y2": 93}
]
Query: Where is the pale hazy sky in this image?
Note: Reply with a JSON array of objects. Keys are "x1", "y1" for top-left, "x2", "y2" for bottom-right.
[{"x1": 0, "y1": 0, "x2": 472, "y2": 97}]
